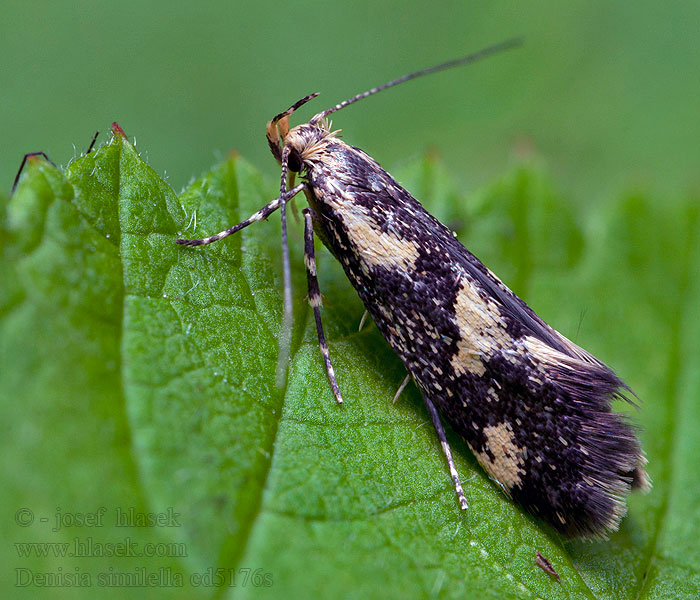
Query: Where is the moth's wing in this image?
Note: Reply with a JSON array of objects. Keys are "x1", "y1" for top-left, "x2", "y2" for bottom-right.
[{"x1": 445, "y1": 248, "x2": 650, "y2": 538}]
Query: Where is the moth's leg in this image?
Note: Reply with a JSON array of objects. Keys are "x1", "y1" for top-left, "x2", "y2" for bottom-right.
[
  {"x1": 176, "y1": 182, "x2": 306, "y2": 246},
  {"x1": 421, "y1": 392, "x2": 468, "y2": 510},
  {"x1": 392, "y1": 373, "x2": 411, "y2": 404},
  {"x1": 358, "y1": 310, "x2": 369, "y2": 332},
  {"x1": 12, "y1": 152, "x2": 56, "y2": 194},
  {"x1": 277, "y1": 147, "x2": 294, "y2": 388},
  {"x1": 302, "y1": 207, "x2": 343, "y2": 404}
]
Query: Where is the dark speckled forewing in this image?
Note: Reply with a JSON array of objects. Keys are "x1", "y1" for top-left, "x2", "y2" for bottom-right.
[{"x1": 302, "y1": 138, "x2": 646, "y2": 538}]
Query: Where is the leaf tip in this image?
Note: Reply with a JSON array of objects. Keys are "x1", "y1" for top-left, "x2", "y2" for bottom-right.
[{"x1": 111, "y1": 122, "x2": 128, "y2": 140}]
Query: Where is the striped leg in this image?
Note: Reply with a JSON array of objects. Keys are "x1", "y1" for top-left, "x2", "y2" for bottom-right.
[
  {"x1": 421, "y1": 392, "x2": 468, "y2": 510},
  {"x1": 277, "y1": 147, "x2": 294, "y2": 388},
  {"x1": 176, "y1": 182, "x2": 306, "y2": 246},
  {"x1": 302, "y1": 207, "x2": 343, "y2": 404}
]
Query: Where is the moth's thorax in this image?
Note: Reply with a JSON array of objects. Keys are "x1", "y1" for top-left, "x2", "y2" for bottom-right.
[{"x1": 284, "y1": 120, "x2": 338, "y2": 165}]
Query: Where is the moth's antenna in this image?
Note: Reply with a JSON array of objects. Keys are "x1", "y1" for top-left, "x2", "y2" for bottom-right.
[{"x1": 310, "y1": 37, "x2": 523, "y2": 124}]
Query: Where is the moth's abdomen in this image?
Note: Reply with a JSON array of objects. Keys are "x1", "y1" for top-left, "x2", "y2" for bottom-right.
[
  {"x1": 304, "y1": 141, "x2": 648, "y2": 539},
  {"x1": 448, "y1": 335, "x2": 647, "y2": 539}
]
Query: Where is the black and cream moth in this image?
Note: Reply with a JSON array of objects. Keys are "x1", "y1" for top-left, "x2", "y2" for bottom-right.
[{"x1": 177, "y1": 41, "x2": 650, "y2": 539}]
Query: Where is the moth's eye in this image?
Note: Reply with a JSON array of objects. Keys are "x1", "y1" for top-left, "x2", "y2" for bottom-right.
[{"x1": 288, "y1": 148, "x2": 304, "y2": 173}]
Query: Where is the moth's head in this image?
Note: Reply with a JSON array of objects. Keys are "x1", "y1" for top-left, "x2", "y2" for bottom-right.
[{"x1": 266, "y1": 93, "x2": 334, "y2": 172}]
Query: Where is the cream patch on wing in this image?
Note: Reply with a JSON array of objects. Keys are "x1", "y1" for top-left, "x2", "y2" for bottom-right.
[
  {"x1": 338, "y1": 209, "x2": 420, "y2": 271},
  {"x1": 471, "y1": 422, "x2": 527, "y2": 490},
  {"x1": 450, "y1": 277, "x2": 510, "y2": 377}
]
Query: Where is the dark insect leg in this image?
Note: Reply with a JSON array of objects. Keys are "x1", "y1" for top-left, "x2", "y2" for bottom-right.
[
  {"x1": 176, "y1": 182, "x2": 306, "y2": 246},
  {"x1": 85, "y1": 131, "x2": 99, "y2": 154},
  {"x1": 421, "y1": 391, "x2": 468, "y2": 510},
  {"x1": 302, "y1": 207, "x2": 343, "y2": 404},
  {"x1": 392, "y1": 373, "x2": 411, "y2": 404},
  {"x1": 11, "y1": 152, "x2": 56, "y2": 194}
]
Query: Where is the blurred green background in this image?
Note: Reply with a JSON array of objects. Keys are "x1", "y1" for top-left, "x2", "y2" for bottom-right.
[{"x1": 3, "y1": 1, "x2": 699, "y2": 204}]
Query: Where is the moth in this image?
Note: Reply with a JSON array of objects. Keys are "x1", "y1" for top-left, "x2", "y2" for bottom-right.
[{"x1": 177, "y1": 39, "x2": 650, "y2": 539}]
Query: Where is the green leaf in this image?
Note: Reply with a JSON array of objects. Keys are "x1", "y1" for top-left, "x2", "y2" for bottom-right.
[{"x1": 1, "y1": 132, "x2": 698, "y2": 599}]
